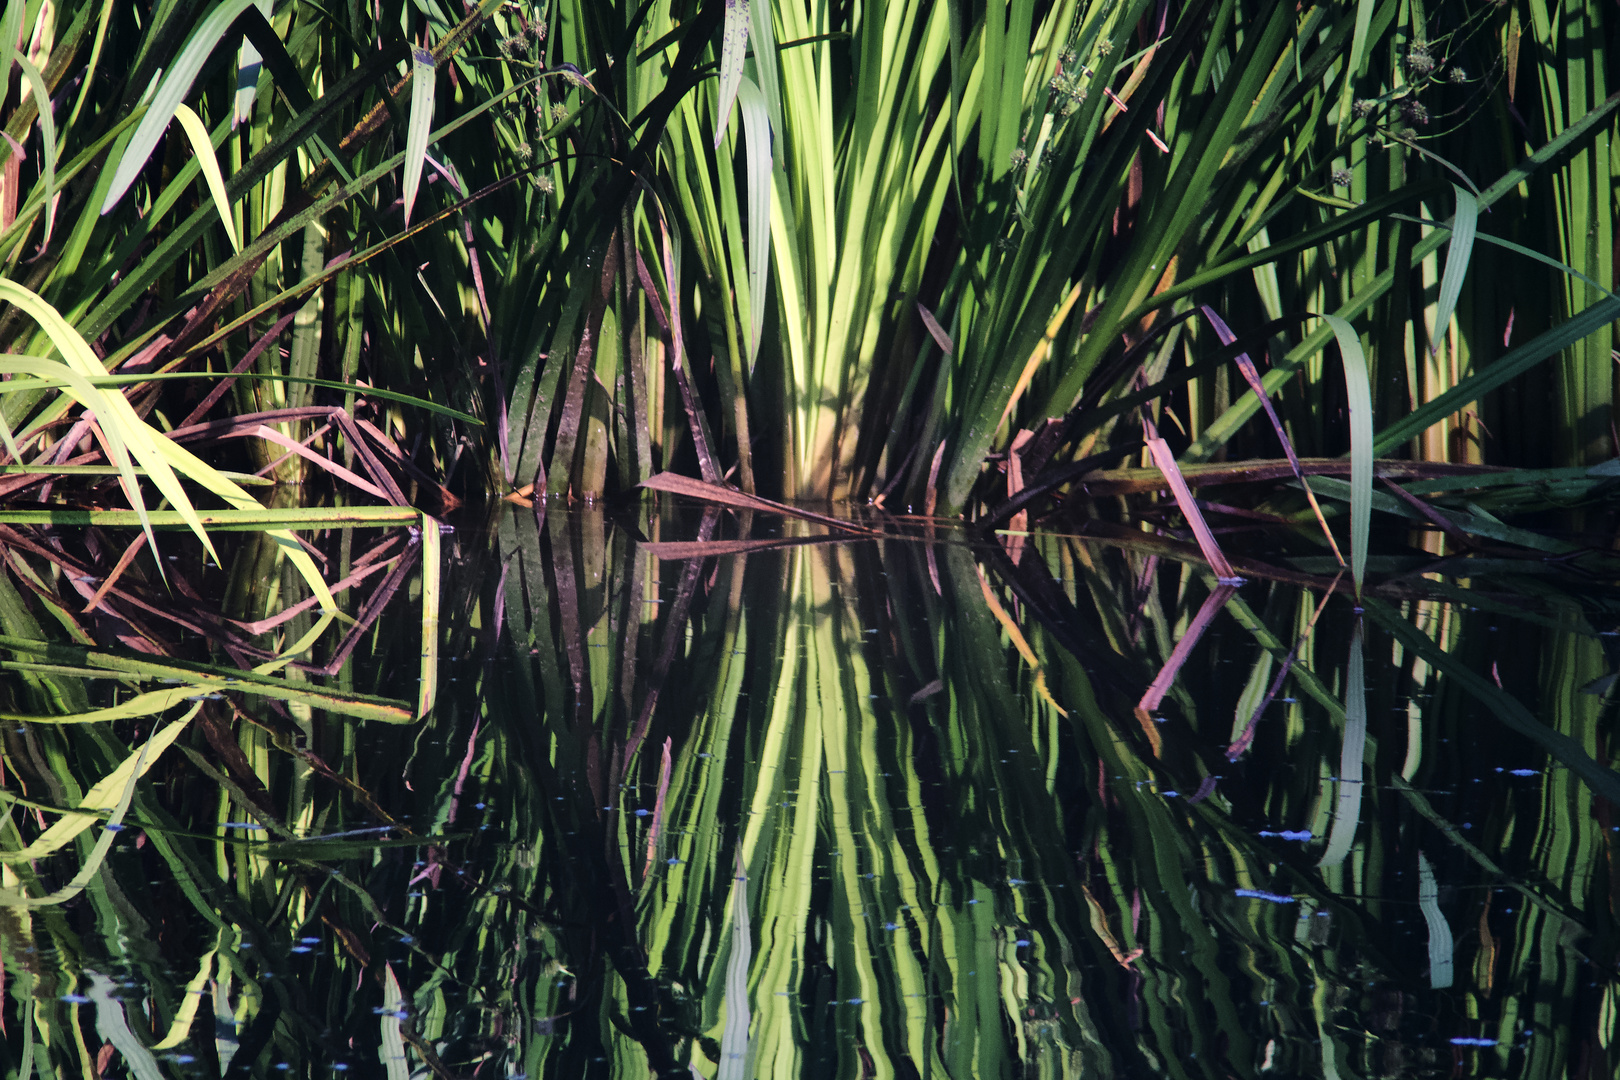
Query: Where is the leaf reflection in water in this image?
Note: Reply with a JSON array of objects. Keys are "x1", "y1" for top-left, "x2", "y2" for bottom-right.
[{"x1": 3, "y1": 504, "x2": 1619, "y2": 1077}]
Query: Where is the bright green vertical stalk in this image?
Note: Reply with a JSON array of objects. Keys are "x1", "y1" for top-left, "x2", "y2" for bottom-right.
[{"x1": 1527, "y1": 0, "x2": 1614, "y2": 466}]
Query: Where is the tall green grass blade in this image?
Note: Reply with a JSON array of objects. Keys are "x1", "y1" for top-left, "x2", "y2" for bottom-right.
[
  {"x1": 747, "y1": 0, "x2": 784, "y2": 165},
  {"x1": 0, "y1": 351, "x2": 169, "y2": 565},
  {"x1": 101, "y1": 0, "x2": 266, "y2": 213},
  {"x1": 173, "y1": 102, "x2": 241, "y2": 254},
  {"x1": 419, "y1": 512, "x2": 441, "y2": 719},
  {"x1": 0, "y1": 506, "x2": 420, "y2": 528},
  {"x1": 1432, "y1": 184, "x2": 1477, "y2": 354},
  {"x1": 738, "y1": 76, "x2": 771, "y2": 371},
  {"x1": 402, "y1": 47, "x2": 437, "y2": 227},
  {"x1": 715, "y1": 0, "x2": 749, "y2": 146},
  {"x1": 1321, "y1": 314, "x2": 1371, "y2": 596},
  {"x1": 1335, "y1": 0, "x2": 1378, "y2": 140}
]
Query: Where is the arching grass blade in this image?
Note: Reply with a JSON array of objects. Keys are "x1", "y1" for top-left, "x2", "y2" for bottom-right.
[
  {"x1": 1321, "y1": 314, "x2": 1372, "y2": 598},
  {"x1": 1432, "y1": 185, "x2": 1477, "y2": 353},
  {"x1": 173, "y1": 103, "x2": 241, "y2": 253}
]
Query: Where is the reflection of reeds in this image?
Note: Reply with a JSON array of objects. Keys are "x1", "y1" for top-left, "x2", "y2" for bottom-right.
[{"x1": 4, "y1": 508, "x2": 1620, "y2": 1078}]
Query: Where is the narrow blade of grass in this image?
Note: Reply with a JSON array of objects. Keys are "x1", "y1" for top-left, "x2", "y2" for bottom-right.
[
  {"x1": 11, "y1": 50, "x2": 57, "y2": 244},
  {"x1": 738, "y1": 76, "x2": 771, "y2": 370},
  {"x1": 402, "y1": 47, "x2": 437, "y2": 226},
  {"x1": 1432, "y1": 184, "x2": 1477, "y2": 353}
]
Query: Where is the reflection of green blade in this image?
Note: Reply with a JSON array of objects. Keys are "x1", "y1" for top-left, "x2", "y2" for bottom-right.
[
  {"x1": 0, "y1": 506, "x2": 420, "y2": 528},
  {"x1": 0, "y1": 635, "x2": 411, "y2": 722},
  {"x1": 1317, "y1": 624, "x2": 1366, "y2": 869},
  {"x1": 1366, "y1": 598, "x2": 1620, "y2": 805},
  {"x1": 88, "y1": 972, "x2": 167, "y2": 1080}
]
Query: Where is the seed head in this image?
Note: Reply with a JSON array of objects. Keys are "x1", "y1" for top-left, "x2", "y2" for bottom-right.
[
  {"x1": 1448, "y1": 66, "x2": 1468, "y2": 84},
  {"x1": 1331, "y1": 168, "x2": 1353, "y2": 188},
  {"x1": 535, "y1": 174, "x2": 556, "y2": 195},
  {"x1": 1406, "y1": 42, "x2": 1437, "y2": 79}
]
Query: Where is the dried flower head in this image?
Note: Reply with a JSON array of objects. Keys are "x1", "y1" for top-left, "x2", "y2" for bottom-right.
[{"x1": 1401, "y1": 99, "x2": 1430, "y2": 125}]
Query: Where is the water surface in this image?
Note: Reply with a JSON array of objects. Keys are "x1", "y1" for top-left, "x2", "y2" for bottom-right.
[{"x1": 3, "y1": 503, "x2": 1619, "y2": 1078}]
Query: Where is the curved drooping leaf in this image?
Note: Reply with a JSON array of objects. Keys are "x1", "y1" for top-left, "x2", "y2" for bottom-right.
[
  {"x1": 0, "y1": 283, "x2": 337, "y2": 647},
  {"x1": 1321, "y1": 314, "x2": 1372, "y2": 597},
  {"x1": 11, "y1": 49, "x2": 57, "y2": 244},
  {"x1": 173, "y1": 102, "x2": 241, "y2": 253},
  {"x1": 101, "y1": 0, "x2": 266, "y2": 214}
]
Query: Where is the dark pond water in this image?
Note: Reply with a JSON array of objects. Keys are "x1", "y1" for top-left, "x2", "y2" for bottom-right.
[{"x1": 4, "y1": 502, "x2": 1620, "y2": 1078}]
